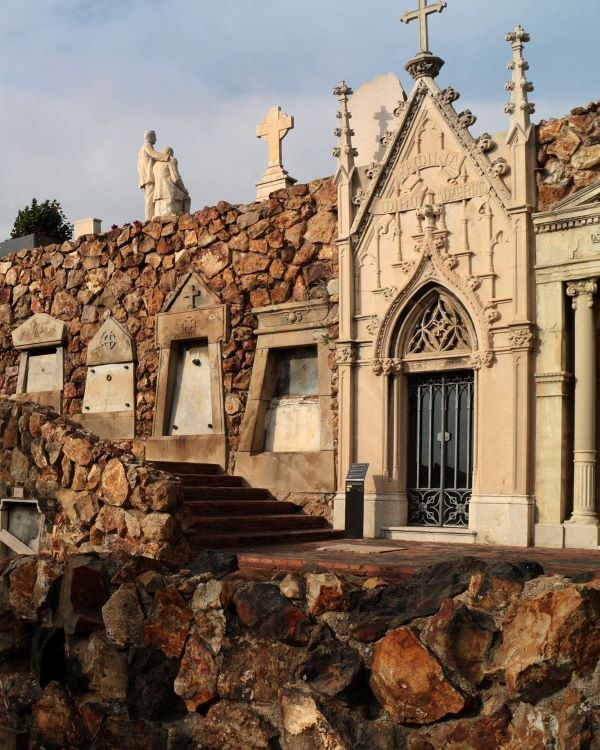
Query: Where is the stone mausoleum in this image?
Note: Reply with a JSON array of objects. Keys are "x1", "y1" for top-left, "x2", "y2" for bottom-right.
[{"x1": 0, "y1": 3, "x2": 600, "y2": 558}]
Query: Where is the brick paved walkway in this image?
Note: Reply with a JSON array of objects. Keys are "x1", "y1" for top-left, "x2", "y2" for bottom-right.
[{"x1": 235, "y1": 538, "x2": 600, "y2": 579}]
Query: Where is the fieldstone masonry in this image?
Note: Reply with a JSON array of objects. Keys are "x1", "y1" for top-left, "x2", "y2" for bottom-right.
[{"x1": 0, "y1": 553, "x2": 597, "y2": 748}]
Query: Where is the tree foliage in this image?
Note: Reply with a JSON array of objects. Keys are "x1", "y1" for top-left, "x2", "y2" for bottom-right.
[{"x1": 11, "y1": 198, "x2": 73, "y2": 241}]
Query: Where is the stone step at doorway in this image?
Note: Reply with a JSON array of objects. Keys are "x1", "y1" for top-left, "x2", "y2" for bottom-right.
[{"x1": 151, "y1": 460, "x2": 343, "y2": 549}]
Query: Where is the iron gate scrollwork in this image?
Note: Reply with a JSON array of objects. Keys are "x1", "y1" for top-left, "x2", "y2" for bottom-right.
[{"x1": 407, "y1": 372, "x2": 474, "y2": 527}]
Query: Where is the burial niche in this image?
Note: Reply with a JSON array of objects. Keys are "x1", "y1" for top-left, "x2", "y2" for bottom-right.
[
  {"x1": 79, "y1": 315, "x2": 136, "y2": 439},
  {"x1": 11, "y1": 313, "x2": 66, "y2": 412},
  {"x1": 236, "y1": 300, "x2": 336, "y2": 493},
  {"x1": 0, "y1": 495, "x2": 43, "y2": 556},
  {"x1": 149, "y1": 272, "x2": 228, "y2": 466}
]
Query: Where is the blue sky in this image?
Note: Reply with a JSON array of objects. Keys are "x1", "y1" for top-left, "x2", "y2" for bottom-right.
[{"x1": 0, "y1": 0, "x2": 598, "y2": 238}]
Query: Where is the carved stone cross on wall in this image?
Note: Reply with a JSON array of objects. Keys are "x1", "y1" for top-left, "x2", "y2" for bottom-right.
[
  {"x1": 257, "y1": 106, "x2": 294, "y2": 169},
  {"x1": 183, "y1": 284, "x2": 201, "y2": 310},
  {"x1": 400, "y1": 0, "x2": 447, "y2": 54}
]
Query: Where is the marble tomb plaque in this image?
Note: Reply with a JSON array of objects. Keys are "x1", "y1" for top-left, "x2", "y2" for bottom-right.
[
  {"x1": 168, "y1": 343, "x2": 213, "y2": 435},
  {"x1": 82, "y1": 363, "x2": 134, "y2": 414},
  {"x1": 25, "y1": 350, "x2": 59, "y2": 393}
]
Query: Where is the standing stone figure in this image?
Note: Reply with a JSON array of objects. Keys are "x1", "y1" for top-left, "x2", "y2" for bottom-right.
[
  {"x1": 153, "y1": 147, "x2": 191, "y2": 217},
  {"x1": 137, "y1": 130, "x2": 171, "y2": 221}
]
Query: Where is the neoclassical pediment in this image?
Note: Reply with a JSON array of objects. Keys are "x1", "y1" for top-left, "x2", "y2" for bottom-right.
[
  {"x1": 553, "y1": 181, "x2": 600, "y2": 211},
  {"x1": 86, "y1": 315, "x2": 135, "y2": 366},
  {"x1": 162, "y1": 272, "x2": 220, "y2": 313},
  {"x1": 12, "y1": 313, "x2": 66, "y2": 350}
]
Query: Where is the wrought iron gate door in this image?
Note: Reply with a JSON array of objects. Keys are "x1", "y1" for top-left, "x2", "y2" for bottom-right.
[{"x1": 407, "y1": 372, "x2": 474, "y2": 527}]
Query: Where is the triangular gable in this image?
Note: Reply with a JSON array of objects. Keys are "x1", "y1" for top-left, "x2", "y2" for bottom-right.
[
  {"x1": 552, "y1": 181, "x2": 600, "y2": 211},
  {"x1": 162, "y1": 272, "x2": 220, "y2": 313},
  {"x1": 86, "y1": 315, "x2": 135, "y2": 366},
  {"x1": 12, "y1": 313, "x2": 66, "y2": 350},
  {"x1": 351, "y1": 76, "x2": 512, "y2": 244}
]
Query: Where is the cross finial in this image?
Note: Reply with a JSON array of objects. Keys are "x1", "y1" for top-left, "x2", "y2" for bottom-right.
[
  {"x1": 401, "y1": 0, "x2": 447, "y2": 54},
  {"x1": 255, "y1": 106, "x2": 297, "y2": 199}
]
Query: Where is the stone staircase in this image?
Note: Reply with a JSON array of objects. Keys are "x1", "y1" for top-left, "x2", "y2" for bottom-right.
[{"x1": 151, "y1": 461, "x2": 343, "y2": 549}]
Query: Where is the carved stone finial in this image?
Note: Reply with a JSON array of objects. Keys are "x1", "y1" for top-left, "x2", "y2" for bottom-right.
[
  {"x1": 333, "y1": 81, "x2": 358, "y2": 169},
  {"x1": 504, "y1": 25, "x2": 535, "y2": 130},
  {"x1": 256, "y1": 106, "x2": 297, "y2": 199},
  {"x1": 400, "y1": 0, "x2": 447, "y2": 79}
]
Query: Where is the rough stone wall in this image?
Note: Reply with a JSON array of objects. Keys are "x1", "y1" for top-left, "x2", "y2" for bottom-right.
[
  {"x1": 2, "y1": 552, "x2": 600, "y2": 748},
  {"x1": 0, "y1": 398, "x2": 187, "y2": 564},
  {"x1": 536, "y1": 101, "x2": 600, "y2": 210},
  {"x1": 0, "y1": 178, "x2": 338, "y2": 473}
]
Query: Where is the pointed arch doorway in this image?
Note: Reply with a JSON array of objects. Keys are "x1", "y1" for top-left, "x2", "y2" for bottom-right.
[{"x1": 394, "y1": 287, "x2": 476, "y2": 528}]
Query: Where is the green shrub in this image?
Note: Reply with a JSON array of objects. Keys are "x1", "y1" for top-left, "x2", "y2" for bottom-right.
[{"x1": 11, "y1": 198, "x2": 73, "y2": 241}]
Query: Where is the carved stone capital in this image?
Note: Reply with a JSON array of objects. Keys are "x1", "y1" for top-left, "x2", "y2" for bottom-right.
[
  {"x1": 469, "y1": 350, "x2": 495, "y2": 369},
  {"x1": 566, "y1": 280, "x2": 597, "y2": 310},
  {"x1": 335, "y1": 345, "x2": 358, "y2": 365},
  {"x1": 508, "y1": 326, "x2": 534, "y2": 349},
  {"x1": 405, "y1": 53, "x2": 445, "y2": 80},
  {"x1": 373, "y1": 358, "x2": 402, "y2": 376}
]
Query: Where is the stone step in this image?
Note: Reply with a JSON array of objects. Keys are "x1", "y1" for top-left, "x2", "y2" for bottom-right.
[
  {"x1": 189, "y1": 528, "x2": 344, "y2": 549},
  {"x1": 187, "y1": 514, "x2": 327, "y2": 534},
  {"x1": 184, "y1": 500, "x2": 300, "y2": 517},
  {"x1": 151, "y1": 461, "x2": 220, "y2": 475},
  {"x1": 178, "y1": 474, "x2": 245, "y2": 488},
  {"x1": 182, "y1": 486, "x2": 271, "y2": 502}
]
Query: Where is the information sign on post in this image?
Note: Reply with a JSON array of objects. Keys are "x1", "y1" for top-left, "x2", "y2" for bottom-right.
[{"x1": 345, "y1": 463, "x2": 369, "y2": 539}]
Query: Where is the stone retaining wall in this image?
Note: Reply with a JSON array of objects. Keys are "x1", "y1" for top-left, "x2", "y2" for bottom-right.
[
  {"x1": 0, "y1": 178, "x2": 338, "y2": 476},
  {"x1": 1, "y1": 552, "x2": 600, "y2": 748},
  {"x1": 0, "y1": 398, "x2": 187, "y2": 564},
  {"x1": 536, "y1": 101, "x2": 600, "y2": 210}
]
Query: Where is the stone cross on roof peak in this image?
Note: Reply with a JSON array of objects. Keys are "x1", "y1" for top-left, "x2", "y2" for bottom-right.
[
  {"x1": 255, "y1": 106, "x2": 297, "y2": 200},
  {"x1": 400, "y1": 0, "x2": 447, "y2": 54}
]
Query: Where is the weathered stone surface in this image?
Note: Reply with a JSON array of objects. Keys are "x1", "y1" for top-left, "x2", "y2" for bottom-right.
[
  {"x1": 234, "y1": 581, "x2": 308, "y2": 642},
  {"x1": 58, "y1": 488, "x2": 100, "y2": 526},
  {"x1": 424, "y1": 598, "x2": 496, "y2": 684},
  {"x1": 407, "y1": 707, "x2": 512, "y2": 750},
  {"x1": 102, "y1": 583, "x2": 144, "y2": 648},
  {"x1": 174, "y1": 630, "x2": 218, "y2": 711},
  {"x1": 70, "y1": 631, "x2": 128, "y2": 701},
  {"x1": 280, "y1": 572, "x2": 305, "y2": 599},
  {"x1": 8, "y1": 558, "x2": 38, "y2": 621},
  {"x1": 143, "y1": 585, "x2": 191, "y2": 658},
  {"x1": 218, "y1": 636, "x2": 307, "y2": 702},
  {"x1": 127, "y1": 647, "x2": 180, "y2": 720},
  {"x1": 101, "y1": 458, "x2": 130, "y2": 507},
  {"x1": 547, "y1": 129, "x2": 581, "y2": 159},
  {"x1": 189, "y1": 550, "x2": 238, "y2": 578},
  {"x1": 306, "y1": 573, "x2": 349, "y2": 616},
  {"x1": 370, "y1": 627, "x2": 466, "y2": 724},
  {"x1": 31, "y1": 681, "x2": 88, "y2": 749},
  {"x1": 280, "y1": 685, "x2": 347, "y2": 749},
  {"x1": 177, "y1": 702, "x2": 278, "y2": 750},
  {"x1": 91, "y1": 716, "x2": 168, "y2": 750},
  {"x1": 62, "y1": 433, "x2": 95, "y2": 465},
  {"x1": 58, "y1": 555, "x2": 108, "y2": 635},
  {"x1": 301, "y1": 635, "x2": 361, "y2": 696},
  {"x1": 493, "y1": 583, "x2": 600, "y2": 700},
  {"x1": 32, "y1": 558, "x2": 63, "y2": 612},
  {"x1": 352, "y1": 557, "x2": 485, "y2": 641}
]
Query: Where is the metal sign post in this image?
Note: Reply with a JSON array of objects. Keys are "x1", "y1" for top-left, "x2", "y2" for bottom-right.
[{"x1": 344, "y1": 463, "x2": 369, "y2": 539}]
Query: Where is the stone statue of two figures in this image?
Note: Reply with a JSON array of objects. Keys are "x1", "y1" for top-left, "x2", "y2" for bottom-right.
[{"x1": 138, "y1": 130, "x2": 191, "y2": 221}]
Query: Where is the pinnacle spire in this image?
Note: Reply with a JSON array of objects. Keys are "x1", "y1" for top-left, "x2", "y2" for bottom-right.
[
  {"x1": 333, "y1": 81, "x2": 358, "y2": 172},
  {"x1": 504, "y1": 25, "x2": 535, "y2": 131}
]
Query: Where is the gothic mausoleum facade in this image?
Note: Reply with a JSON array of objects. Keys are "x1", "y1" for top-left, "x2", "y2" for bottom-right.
[{"x1": 1, "y1": 6, "x2": 600, "y2": 554}]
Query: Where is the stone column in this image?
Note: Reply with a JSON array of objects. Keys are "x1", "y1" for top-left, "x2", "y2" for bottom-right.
[{"x1": 566, "y1": 279, "x2": 598, "y2": 526}]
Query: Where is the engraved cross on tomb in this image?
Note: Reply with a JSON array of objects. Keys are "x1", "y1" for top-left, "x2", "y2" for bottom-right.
[{"x1": 400, "y1": 0, "x2": 447, "y2": 54}]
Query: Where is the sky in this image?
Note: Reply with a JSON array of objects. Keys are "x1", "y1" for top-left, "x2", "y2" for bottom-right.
[{"x1": 0, "y1": 0, "x2": 598, "y2": 239}]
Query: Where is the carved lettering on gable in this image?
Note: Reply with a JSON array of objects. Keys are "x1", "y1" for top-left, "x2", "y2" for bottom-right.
[
  {"x1": 395, "y1": 151, "x2": 466, "y2": 185},
  {"x1": 371, "y1": 180, "x2": 487, "y2": 215}
]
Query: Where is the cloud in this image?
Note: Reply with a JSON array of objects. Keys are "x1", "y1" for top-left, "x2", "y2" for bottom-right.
[{"x1": 0, "y1": 0, "x2": 598, "y2": 238}]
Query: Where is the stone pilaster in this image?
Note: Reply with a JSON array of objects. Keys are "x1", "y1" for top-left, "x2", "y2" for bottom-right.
[{"x1": 566, "y1": 279, "x2": 598, "y2": 536}]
